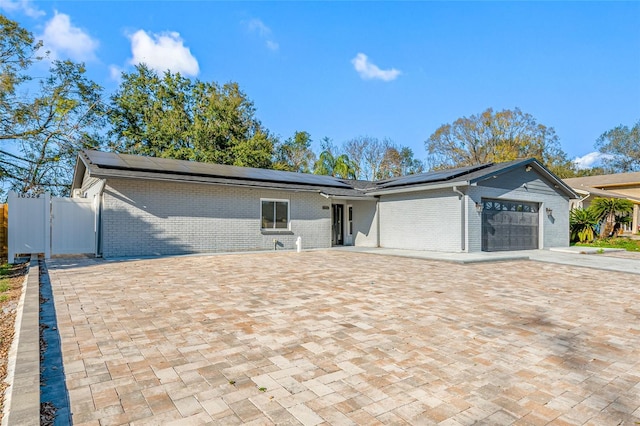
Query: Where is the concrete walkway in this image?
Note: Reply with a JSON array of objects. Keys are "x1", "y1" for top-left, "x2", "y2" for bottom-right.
[
  {"x1": 46, "y1": 250, "x2": 640, "y2": 425},
  {"x1": 333, "y1": 246, "x2": 640, "y2": 275}
]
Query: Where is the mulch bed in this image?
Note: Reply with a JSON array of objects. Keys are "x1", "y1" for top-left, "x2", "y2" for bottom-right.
[{"x1": 0, "y1": 261, "x2": 29, "y2": 422}]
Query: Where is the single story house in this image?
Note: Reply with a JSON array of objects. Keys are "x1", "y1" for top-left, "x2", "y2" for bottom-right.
[
  {"x1": 564, "y1": 172, "x2": 640, "y2": 234},
  {"x1": 71, "y1": 150, "x2": 577, "y2": 258}
]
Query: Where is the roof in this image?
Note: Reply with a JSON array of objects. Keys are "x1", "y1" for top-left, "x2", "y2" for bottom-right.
[
  {"x1": 72, "y1": 150, "x2": 371, "y2": 198},
  {"x1": 367, "y1": 158, "x2": 578, "y2": 199},
  {"x1": 563, "y1": 171, "x2": 640, "y2": 189},
  {"x1": 72, "y1": 150, "x2": 577, "y2": 199},
  {"x1": 572, "y1": 186, "x2": 640, "y2": 203}
]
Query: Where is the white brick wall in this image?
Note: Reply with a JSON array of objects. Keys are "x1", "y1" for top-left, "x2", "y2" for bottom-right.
[
  {"x1": 101, "y1": 179, "x2": 331, "y2": 257},
  {"x1": 351, "y1": 200, "x2": 378, "y2": 247},
  {"x1": 378, "y1": 189, "x2": 462, "y2": 252}
]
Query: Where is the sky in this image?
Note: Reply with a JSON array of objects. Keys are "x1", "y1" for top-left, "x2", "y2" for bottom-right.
[{"x1": 2, "y1": 1, "x2": 639, "y2": 169}]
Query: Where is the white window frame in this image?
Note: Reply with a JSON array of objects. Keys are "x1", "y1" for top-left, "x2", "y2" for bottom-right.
[{"x1": 260, "y1": 198, "x2": 290, "y2": 231}]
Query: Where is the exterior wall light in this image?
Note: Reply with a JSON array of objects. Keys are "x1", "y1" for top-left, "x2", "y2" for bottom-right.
[
  {"x1": 476, "y1": 202, "x2": 484, "y2": 212},
  {"x1": 525, "y1": 165, "x2": 532, "y2": 172},
  {"x1": 546, "y1": 207, "x2": 553, "y2": 216}
]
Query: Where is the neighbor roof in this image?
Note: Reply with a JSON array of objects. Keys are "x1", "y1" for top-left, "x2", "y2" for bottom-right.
[
  {"x1": 572, "y1": 186, "x2": 640, "y2": 203},
  {"x1": 563, "y1": 171, "x2": 640, "y2": 189}
]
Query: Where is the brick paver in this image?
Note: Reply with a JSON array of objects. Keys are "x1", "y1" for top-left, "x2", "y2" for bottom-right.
[{"x1": 48, "y1": 251, "x2": 640, "y2": 425}]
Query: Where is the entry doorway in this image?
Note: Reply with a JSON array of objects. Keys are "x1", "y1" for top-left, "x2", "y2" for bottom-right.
[{"x1": 332, "y1": 204, "x2": 344, "y2": 246}]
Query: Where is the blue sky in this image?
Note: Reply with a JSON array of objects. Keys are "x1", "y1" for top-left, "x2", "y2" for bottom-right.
[{"x1": 2, "y1": 1, "x2": 639, "y2": 169}]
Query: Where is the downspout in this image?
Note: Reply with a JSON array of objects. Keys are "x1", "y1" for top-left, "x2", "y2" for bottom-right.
[
  {"x1": 94, "y1": 180, "x2": 106, "y2": 257},
  {"x1": 452, "y1": 186, "x2": 466, "y2": 252},
  {"x1": 577, "y1": 191, "x2": 590, "y2": 208}
]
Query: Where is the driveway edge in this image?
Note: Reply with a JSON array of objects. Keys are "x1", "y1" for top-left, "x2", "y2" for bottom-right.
[{"x1": 2, "y1": 254, "x2": 40, "y2": 426}]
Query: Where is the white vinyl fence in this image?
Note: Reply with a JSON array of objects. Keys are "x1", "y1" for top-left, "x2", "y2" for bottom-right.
[{"x1": 8, "y1": 192, "x2": 96, "y2": 263}]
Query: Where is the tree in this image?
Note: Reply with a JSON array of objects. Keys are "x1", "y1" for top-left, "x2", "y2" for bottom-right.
[
  {"x1": 590, "y1": 197, "x2": 633, "y2": 238},
  {"x1": 424, "y1": 107, "x2": 575, "y2": 176},
  {"x1": 1, "y1": 15, "x2": 105, "y2": 196},
  {"x1": 343, "y1": 136, "x2": 424, "y2": 180},
  {"x1": 108, "y1": 64, "x2": 275, "y2": 168},
  {"x1": 313, "y1": 138, "x2": 357, "y2": 179},
  {"x1": 343, "y1": 136, "x2": 387, "y2": 180},
  {"x1": 595, "y1": 120, "x2": 640, "y2": 172},
  {"x1": 273, "y1": 131, "x2": 316, "y2": 172},
  {"x1": 377, "y1": 146, "x2": 425, "y2": 179}
]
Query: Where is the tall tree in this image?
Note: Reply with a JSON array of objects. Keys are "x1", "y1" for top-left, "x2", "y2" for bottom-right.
[
  {"x1": 424, "y1": 107, "x2": 575, "y2": 177},
  {"x1": 344, "y1": 136, "x2": 424, "y2": 180},
  {"x1": 313, "y1": 138, "x2": 357, "y2": 179},
  {"x1": 273, "y1": 131, "x2": 316, "y2": 172},
  {"x1": 108, "y1": 64, "x2": 275, "y2": 169},
  {"x1": 0, "y1": 15, "x2": 104, "y2": 196},
  {"x1": 595, "y1": 120, "x2": 640, "y2": 172}
]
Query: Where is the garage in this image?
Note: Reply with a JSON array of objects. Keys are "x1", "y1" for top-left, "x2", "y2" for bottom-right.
[{"x1": 481, "y1": 199, "x2": 539, "y2": 251}]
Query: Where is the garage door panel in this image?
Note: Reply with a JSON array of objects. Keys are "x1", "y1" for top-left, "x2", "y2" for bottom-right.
[{"x1": 482, "y1": 199, "x2": 539, "y2": 251}]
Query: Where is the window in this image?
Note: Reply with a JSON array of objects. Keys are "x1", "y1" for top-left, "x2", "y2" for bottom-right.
[
  {"x1": 261, "y1": 199, "x2": 289, "y2": 230},
  {"x1": 348, "y1": 205, "x2": 353, "y2": 235}
]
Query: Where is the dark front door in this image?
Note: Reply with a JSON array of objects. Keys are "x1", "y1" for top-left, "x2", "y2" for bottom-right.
[
  {"x1": 332, "y1": 204, "x2": 344, "y2": 246},
  {"x1": 481, "y1": 199, "x2": 539, "y2": 251}
]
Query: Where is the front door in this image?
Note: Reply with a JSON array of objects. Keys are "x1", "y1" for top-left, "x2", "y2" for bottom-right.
[{"x1": 332, "y1": 204, "x2": 344, "y2": 246}]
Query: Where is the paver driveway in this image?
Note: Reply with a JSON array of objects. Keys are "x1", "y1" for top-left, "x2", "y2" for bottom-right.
[{"x1": 48, "y1": 251, "x2": 640, "y2": 425}]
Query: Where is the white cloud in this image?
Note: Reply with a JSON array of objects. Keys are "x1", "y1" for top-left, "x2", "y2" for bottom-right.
[
  {"x1": 109, "y1": 64, "x2": 123, "y2": 82},
  {"x1": 0, "y1": 0, "x2": 44, "y2": 18},
  {"x1": 351, "y1": 53, "x2": 401, "y2": 82},
  {"x1": 40, "y1": 11, "x2": 99, "y2": 61},
  {"x1": 128, "y1": 29, "x2": 199, "y2": 76},
  {"x1": 573, "y1": 151, "x2": 613, "y2": 169},
  {"x1": 246, "y1": 18, "x2": 279, "y2": 51}
]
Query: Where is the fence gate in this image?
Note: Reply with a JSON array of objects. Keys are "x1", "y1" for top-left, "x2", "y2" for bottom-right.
[
  {"x1": 51, "y1": 197, "x2": 96, "y2": 256},
  {"x1": 8, "y1": 192, "x2": 96, "y2": 263}
]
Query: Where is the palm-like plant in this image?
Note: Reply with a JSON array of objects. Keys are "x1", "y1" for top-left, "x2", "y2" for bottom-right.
[
  {"x1": 569, "y1": 208, "x2": 599, "y2": 243},
  {"x1": 590, "y1": 197, "x2": 633, "y2": 238}
]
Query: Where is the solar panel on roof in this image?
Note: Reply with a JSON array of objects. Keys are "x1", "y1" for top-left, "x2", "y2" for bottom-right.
[
  {"x1": 85, "y1": 150, "x2": 352, "y2": 189},
  {"x1": 87, "y1": 151, "x2": 128, "y2": 168},
  {"x1": 377, "y1": 164, "x2": 491, "y2": 188}
]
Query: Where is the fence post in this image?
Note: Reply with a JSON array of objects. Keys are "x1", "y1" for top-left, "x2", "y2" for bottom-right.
[
  {"x1": 8, "y1": 191, "x2": 16, "y2": 264},
  {"x1": 0, "y1": 203, "x2": 7, "y2": 261},
  {"x1": 44, "y1": 192, "x2": 51, "y2": 259}
]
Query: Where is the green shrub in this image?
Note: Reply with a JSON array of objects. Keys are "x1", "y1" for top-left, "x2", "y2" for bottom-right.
[{"x1": 570, "y1": 208, "x2": 599, "y2": 243}]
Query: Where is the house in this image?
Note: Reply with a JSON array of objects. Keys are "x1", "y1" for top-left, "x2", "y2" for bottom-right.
[
  {"x1": 71, "y1": 150, "x2": 577, "y2": 258},
  {"x1": 564, "y1": 172, "x2": 640, "y2": 234}
]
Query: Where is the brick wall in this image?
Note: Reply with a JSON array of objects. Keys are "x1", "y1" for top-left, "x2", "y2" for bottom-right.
[
  {"x1": 101, "y1": 179, "x2": 331, "y2": 257},
  {"x1": 351, "y1": 200, "x2": 378, "y2": 247},
  {"x1": 378, "y1": 189, "x2": 462, "y2": 252}
]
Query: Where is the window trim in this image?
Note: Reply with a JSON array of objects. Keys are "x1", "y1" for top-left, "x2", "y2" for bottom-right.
[{"x1": 260, "y1": 198, "x2": 290, "y2": 231}]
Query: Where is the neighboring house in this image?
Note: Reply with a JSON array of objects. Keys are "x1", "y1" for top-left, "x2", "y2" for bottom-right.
[
  {"x1": 71, "y1": 150, "x2": 576, "y2": 258},
  {"x1": 564, "y1": 172, "x2": 640, "y2": 235}
]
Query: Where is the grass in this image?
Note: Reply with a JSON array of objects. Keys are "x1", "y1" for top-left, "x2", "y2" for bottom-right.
[
  {"x1": 0, "y1": 280, "x2": 8, "y2": 293},
  {"x1": 0, "y1": 264, "x2": 11, "y2": 276},
  {"x1": 574, "y1": 237, "x2": 640, "y2": 252}
]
